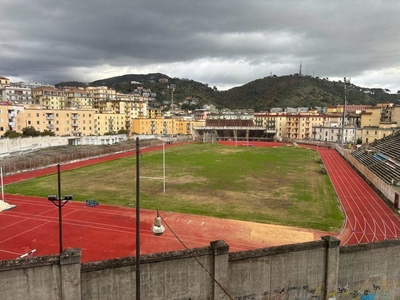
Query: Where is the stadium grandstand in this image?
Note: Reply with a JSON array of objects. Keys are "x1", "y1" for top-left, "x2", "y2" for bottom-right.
[{"x1": 351, "y1": 130, "x2": 400, "y2": 185}]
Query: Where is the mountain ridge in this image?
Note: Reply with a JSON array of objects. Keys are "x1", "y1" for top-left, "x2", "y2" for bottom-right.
[{"x1": 56, "y1": 73, "x2": 400, "y2": 111}]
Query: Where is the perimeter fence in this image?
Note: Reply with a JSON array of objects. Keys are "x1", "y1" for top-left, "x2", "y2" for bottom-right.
[{"x1": 0, "y1": 139, "x2": 163, "y2": 176}]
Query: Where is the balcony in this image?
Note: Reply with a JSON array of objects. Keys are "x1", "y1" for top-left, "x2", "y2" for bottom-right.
[
  {"x1": 71, "y1": 115, "x2": 79, "y2": 120},
  {"x1": 72, "y1": 123, "x2": 78, "y2": 127},
  {"x1": 46, "y1": 115, "x2": 54, "y2": 120},
  {"x1": 47, "y1": 124, "x2": 54, "y2": 129}
]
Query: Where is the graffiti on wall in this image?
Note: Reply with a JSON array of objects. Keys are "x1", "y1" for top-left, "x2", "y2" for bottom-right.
[{"x1": 327, "y1": 282, "x2": 392, "y2": 300}]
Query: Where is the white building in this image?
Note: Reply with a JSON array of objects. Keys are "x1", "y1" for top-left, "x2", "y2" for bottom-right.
[{"x1": 0, "y1": 86, "x2": 32, "y2": 104}]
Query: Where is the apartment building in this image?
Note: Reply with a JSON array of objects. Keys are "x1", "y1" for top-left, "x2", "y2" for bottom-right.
[
  {"x1": 312, "y1": 125, "x2": 358, "y2": 144},
  {"x1": 359, "y1": 103, "x2": 400, "y2": 144},
  {"x1": 148, "y1": 108, "x2": 163, "y2": 119},
  {"x1": 32, "y1": 87, "x2": 65, "y2": 109},
  {"x1": 327, "y1": 104, "x2": 372, "y2": 114},
  {"x1": 0, "y1": 104, "x2": 24, "y2": 133},
  {"x1": 286, "y1": 114, "x2": 325, "y2": 140},
  {"x1": 131, "y1": 118, "x2": 200, "y2": 136},
  {"x1": 63, "y1": 88, "x2": 93, "y2": 109},
  {"x1": 0, "y1": 86, "x2": 32, "y2": 104},
  {"x1": 86, "y1": 86, "x2": 116, "y2": 109},
  {"x1": 0, "y1": 76, "x2": 10, "y2": 88},
  {"x1": 16, "y1": 106, "x2": 97, "y2": 136},
  {"x1": 94, "y1": 112, "x2": 126, "y2": 135}
]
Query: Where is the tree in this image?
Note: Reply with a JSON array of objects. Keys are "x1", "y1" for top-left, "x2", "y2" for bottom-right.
[
  {"x1": 41, "y1": 130, "x2": 55, "y2": 136},
  {"x1": 3, "y1": 130, "x2": 22, "y2": 138},
  {"x1": 117, "y1": 129, "x2": 129, "y2": 135},
  {"x1": 22, "y1": 126, "x2": 41, "y2": 137}
]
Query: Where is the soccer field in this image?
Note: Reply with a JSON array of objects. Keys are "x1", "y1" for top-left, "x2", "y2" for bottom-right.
[{"x1": 5, "y1": 143, "x2": 343, "y2": 231}]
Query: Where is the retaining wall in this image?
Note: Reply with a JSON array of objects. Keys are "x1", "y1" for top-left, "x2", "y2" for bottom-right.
[{"x1": 1, "y1": 237, "x2": 400, "y2": 300}]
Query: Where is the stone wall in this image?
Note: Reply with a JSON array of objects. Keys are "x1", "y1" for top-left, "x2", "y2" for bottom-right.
[{"x1": 1, "y1": 238, "x2": 399, "y2": 300}]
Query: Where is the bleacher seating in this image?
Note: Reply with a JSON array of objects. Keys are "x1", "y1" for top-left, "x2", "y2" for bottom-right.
[{"x1": 350, "y1": 131, "x2": 400, "y2": 185}]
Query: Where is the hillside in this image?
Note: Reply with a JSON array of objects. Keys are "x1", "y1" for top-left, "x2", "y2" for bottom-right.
[
  {"x1": 215, "y1": 75, "x2": 399, "y2": 111},
  {"x1": 57, "y1": 74, "x2": 400, "y2": 111}
]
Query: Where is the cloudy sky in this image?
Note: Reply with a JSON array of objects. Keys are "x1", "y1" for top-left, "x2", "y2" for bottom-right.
[{"x1": 1, "y1": 0, "x2": 399, "y2": 92}]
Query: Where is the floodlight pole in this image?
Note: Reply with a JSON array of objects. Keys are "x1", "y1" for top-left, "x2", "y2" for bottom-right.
[
  {"x1": 48, "y1": 164, "x2": 72, "y2": 255},
  {"x1": 136, "y1": 137, "x2": 141, "y2": 300}
]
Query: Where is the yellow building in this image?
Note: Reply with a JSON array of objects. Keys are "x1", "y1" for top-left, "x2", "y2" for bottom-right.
[
  {"x1": 254, "y1": 113, "x2": 286, "y2": 138},
  {"x1": 361, "y1": 106, "x2": 382, "y2": 128},
  {"x1": 0, "y1": 76, "x2": 10, "y2": 88},
  {"x1": 16, "y1": 106, "x2": 97, "y2": 136},
  {"x1": 86, "y1": 86, "x2": 116, "y2": 109},
  {"x1": 359, "y1": 104, "x2": 400, "y2": 144},
  {"x1": 94, "y1": 112, "x2": 126, "y2": 135},
  {"x1": 131, "y1": 118, "x2": 200, "y2": 136},
  {"x1": 63, "y1": 88, "x2": 93, "y2": 109},
  {"x1": 286, "y1": 114, "x2": 324, "y2": 140},
  {"x1": 148, "y1": 108, "x2": 163, "y2": 119},
  {"x1": 0, "y1": 104, "x2": 10, "y2": 135},
  {"x1": 32, "y1": 87, "x2": 65, "y2": 109}
]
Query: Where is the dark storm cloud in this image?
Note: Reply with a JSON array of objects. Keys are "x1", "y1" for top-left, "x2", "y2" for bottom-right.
[{"x1": 1, "y1": 0, "x2": 399, "y2": 91}]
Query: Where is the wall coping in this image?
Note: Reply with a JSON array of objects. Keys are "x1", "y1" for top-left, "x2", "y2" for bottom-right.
[
  {"x1": 229, "y1": 240, "x2": 326, "y2": 261},
  {"x1": 340, "y1": 238, "x2": 400, "y2": 253},
  {"x1": 81, "y1": 245, "x2": 213, "y2": 273},
  {"x1": 0, "y1": 254, "x2": 60, "y2": 271}
]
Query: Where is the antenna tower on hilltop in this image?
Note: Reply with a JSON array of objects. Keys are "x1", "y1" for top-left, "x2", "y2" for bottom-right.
[{"x1": 299, "y1": 61, "x2": 302, "y2": 76}]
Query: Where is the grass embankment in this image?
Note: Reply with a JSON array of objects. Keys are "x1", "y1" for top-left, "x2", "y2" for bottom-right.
[{"x1": 5, "y1": 143, "x2": 343, "y2": 231}]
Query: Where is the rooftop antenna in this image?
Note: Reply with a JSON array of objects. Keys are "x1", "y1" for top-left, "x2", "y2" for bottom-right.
[{"x1": 299, "y1": 61, "x2": 302, "y2": 76}]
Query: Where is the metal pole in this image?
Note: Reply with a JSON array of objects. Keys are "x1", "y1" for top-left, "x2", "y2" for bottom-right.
[
  {"x1": 57, "y1": 164, "x2": 62, "y2": 254},
  {"x1": 135, "y1": 137, "x2": 140, "y2": 300},
  {"x1": 163, "y1": 142, "x2": 166, "y2": 193},
  {"x1": 1, "y1": 167, "x2": 4, "y2": 202},
  {"x1": 170, "y1": 84, "x2": 175, "y2": 142},
  {"x1": 342, "y1": 77, "x2": 348, "y2": 146}
]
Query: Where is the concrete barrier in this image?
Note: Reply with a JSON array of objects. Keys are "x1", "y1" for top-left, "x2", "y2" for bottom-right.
[{"x1": 1, "y1": 237, "x2": 400, "y2": 299}]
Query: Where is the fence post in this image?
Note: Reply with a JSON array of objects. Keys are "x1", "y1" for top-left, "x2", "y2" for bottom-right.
[
  {"x1": 210, "y1": 240, "x2": 230, "y2": 300},
  {"x1": 322, "y1": 236, "x2": 340, "y2": 300}
]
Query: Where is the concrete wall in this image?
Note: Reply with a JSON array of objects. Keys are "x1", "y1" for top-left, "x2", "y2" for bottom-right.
[
  {"x1": 1, "y1": 238, "x2": 400, "y2": 300},
  {"x1": 0, "y1": 248, "x2": 81, "y2": 300},
  {"x1": 336, "y1": 239, "x2": 400, "y2": 300},
  {"x1": 0, "y1": 136, "x2": 68, "y2": 158}
]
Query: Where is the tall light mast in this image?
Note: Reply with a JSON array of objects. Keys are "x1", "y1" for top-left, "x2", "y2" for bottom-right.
[{"x1": 341, "y1": 77, "x2": 350, "y2": 146}]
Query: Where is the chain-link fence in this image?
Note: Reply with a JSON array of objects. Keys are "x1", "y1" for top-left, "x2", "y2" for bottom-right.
[{"x1": 0, "y1": 139, "x2": 164, "y2": 176}]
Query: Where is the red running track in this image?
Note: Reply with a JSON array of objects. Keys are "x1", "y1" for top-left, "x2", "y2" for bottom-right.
[
  {"x1": 318, "y1": 147, "x2": 400, "y2": 245},
  {"x1": 219, "y1": 141, "x2": 400, "y2": 245}
]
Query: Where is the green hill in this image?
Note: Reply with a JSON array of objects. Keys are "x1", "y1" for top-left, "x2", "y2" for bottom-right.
[{"x1": 56, "y1": 73, "x2": 400, "y2": 111}]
